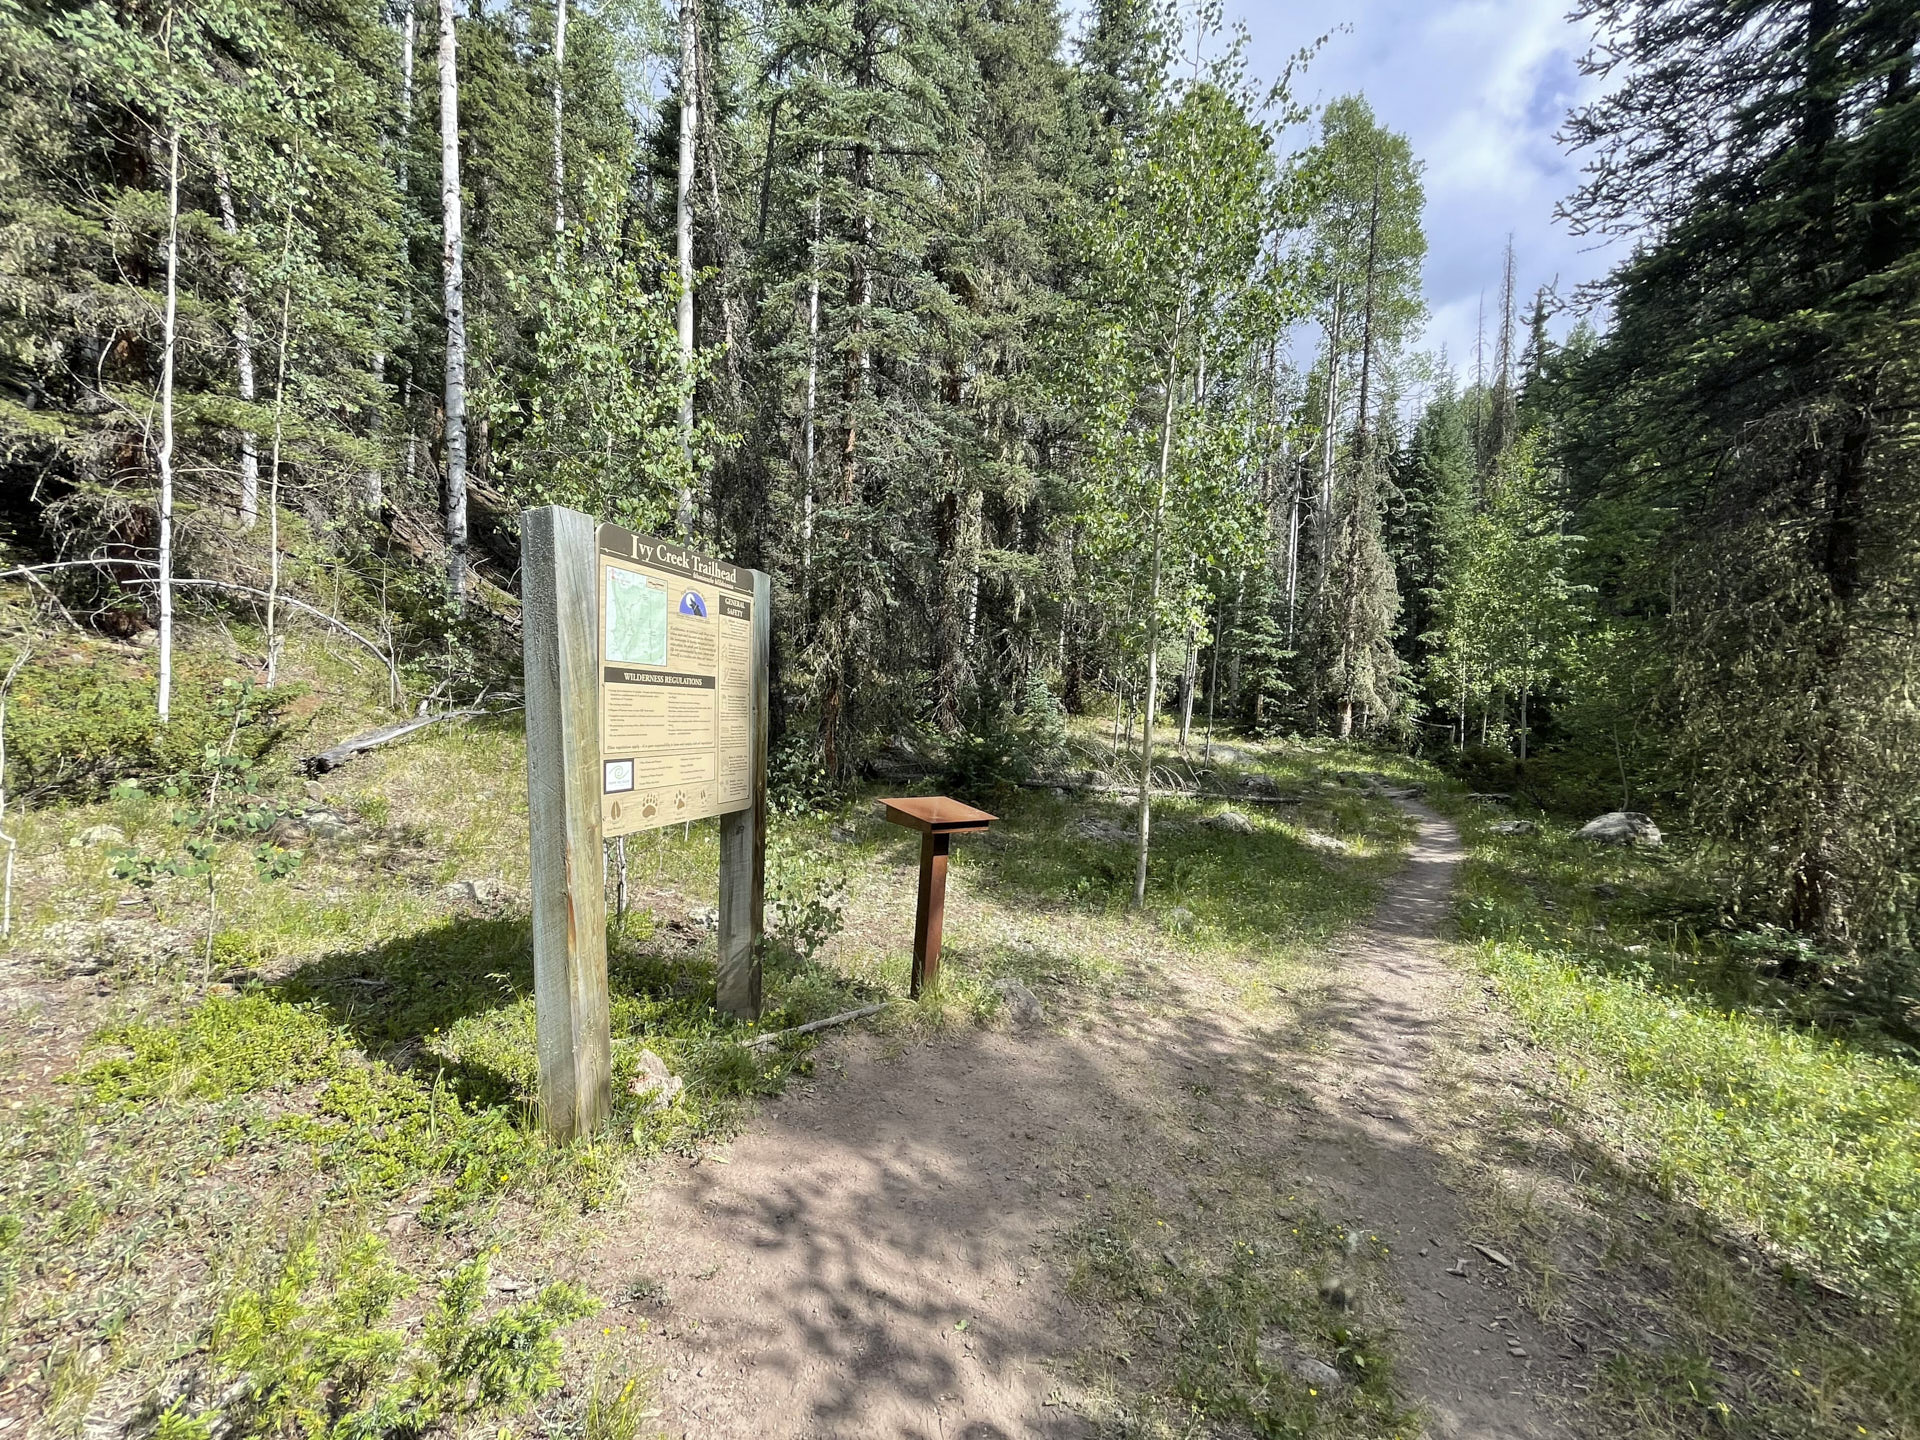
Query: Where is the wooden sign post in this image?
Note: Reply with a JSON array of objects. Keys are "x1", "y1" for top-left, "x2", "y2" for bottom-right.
[
  {"x1": 523, "y1": 506, "x2": 769, "y2": 1140},
  {"x1": 877, "y1": 796, "x2": 996, "y2": 998}
]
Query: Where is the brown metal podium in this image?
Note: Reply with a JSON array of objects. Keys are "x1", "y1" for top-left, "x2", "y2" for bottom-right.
[{"x1": 877, "y1": 795, "x2": 997, "y2": 998}]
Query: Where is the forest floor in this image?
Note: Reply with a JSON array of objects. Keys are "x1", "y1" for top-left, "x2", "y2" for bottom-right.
[{"x1": 3, "y1": 632, "x2": 1916, "y2": 1440}]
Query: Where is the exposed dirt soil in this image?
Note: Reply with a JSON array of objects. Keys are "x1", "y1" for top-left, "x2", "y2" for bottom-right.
[{"x1": 590, "y1": 802, "x2": 1583, "y2": 1438}]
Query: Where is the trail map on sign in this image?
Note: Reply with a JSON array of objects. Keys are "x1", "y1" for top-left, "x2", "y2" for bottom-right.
[
  {"x1": 604, "y1": 568, "x2": 668, "y2": 666},
  {"x1": 597, "y1": 524, "x2": 754, "y2": 836}
]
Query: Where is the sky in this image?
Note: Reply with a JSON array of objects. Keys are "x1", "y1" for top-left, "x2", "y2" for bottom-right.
[{"x1": 1220, "y1": 0, "x2": 1627, "y2": 381}]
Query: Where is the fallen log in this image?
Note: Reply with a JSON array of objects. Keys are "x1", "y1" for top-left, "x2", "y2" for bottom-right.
[{"x1": 305, "y1": 709, "x2": 483, "y2": 774}]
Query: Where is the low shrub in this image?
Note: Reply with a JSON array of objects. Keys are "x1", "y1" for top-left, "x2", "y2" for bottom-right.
[{"x1": 0, "y1": 646, "x2": 297, "y2": 801}]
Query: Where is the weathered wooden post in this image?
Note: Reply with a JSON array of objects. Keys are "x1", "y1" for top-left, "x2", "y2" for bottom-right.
[
  {"x1": 716, "y1": 567, "x2": 770, "y2": 1018},
  {"x1": 522, "y1": 505, "x2": 612, "y2": 1140}
]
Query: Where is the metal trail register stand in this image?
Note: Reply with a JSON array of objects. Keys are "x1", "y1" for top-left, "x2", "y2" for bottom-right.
[{"x1": 522, "y1": 506, "x2": 769, "y2": 1140}]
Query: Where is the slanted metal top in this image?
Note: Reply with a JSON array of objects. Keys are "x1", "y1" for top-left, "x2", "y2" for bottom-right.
[{"x1": 877, "y1": 795, "x2": 997, "y2": 834}]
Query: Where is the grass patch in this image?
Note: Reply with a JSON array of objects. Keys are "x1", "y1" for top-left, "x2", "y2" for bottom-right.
[{"x1": 1439, "y1": 796, "x2": 1920, "y2": 1437}]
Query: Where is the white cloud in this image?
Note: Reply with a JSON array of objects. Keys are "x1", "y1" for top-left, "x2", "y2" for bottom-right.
[{"x1": 1224, "y1": 0, "x2": 1624, "y2": 376}]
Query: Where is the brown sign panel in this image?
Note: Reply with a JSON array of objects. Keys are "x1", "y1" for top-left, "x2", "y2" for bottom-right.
[{"x1": 597, "y1": 523, "x2": 755, "y2": 836}]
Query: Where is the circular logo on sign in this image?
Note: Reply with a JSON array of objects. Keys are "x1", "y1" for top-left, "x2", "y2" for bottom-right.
[{"x1": 678, "y1": 590, "x2": 708, "y2": 618}]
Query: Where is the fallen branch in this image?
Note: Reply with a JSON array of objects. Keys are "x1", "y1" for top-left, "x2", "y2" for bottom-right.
[
  {"x1": 740, "y1": 1001, "x2": 896, "y2": 1050},
  {"x1": 306, "y1": 708, "x2": 483, "y2": 774}
]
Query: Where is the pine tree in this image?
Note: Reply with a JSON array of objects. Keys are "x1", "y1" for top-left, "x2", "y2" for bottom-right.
[{"x1": 1562, "y1": 0, "x2": 1920, "y2": 952}]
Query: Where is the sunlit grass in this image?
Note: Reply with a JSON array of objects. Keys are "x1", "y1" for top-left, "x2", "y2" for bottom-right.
[{"x1": 1439, "y1": 796, "x2": 1920, "y2": 1437}]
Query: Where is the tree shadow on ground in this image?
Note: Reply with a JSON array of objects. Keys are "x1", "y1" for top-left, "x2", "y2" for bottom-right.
[{"x1": 269, "y1": 909, "x2": 884, "y2": 1115}]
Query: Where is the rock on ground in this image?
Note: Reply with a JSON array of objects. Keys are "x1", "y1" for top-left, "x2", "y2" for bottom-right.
[
  {"x1": 1488, "y1": 819, "x2": 1538, "y2": 836},
  {"x1": 1256, "y1": 1328, "x2": 1344, "y2": 1393},
  {"x1": 1203, "y1": 809, "x2": 1255, "y2": 834},
  {"x1": 992, "y1": 977, "x2": 1046, "y2": 1028},
  {"x1": 629, "y1": 1048, "x2": 684, "y2": 1110},
  {"x1": 1576, "y1": 811, "x2": 1662, "y2": 847},
  {"x1": 1075, "y1": 814, "x2": 1134, "y2": 845}
]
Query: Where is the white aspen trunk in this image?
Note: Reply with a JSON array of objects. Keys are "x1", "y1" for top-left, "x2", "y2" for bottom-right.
[
  {"x1": 1284, "y1": 456, "x2": 1303, "y2": 642},
  {"x1": 1317, "y1": 289, "x2": 1343, "y2": 588},
  {"x1": 156, "y1": 127, "x2": 182, "y2": 724},
  {"x1": 0, "y1": 647, "x2": 31, "y2": 938},
  {"x1": 675, "y1": 0, "x2": 698, "y2": 533},
  {"x1": 264, "y1": 221, "x2": 296, "y2": 686},
  {"x1": 551, "y1": 0, "x2": 567, "y2": 237},
  {"x1": 1203, "y1": 585, "x2": 1224, "y2": 760},
  {"x1": 399, "y1": 4, "x2": 416, "y2": 503},
  {"x1": 438, "y1": 0, "x2": 468, "y2": 607},
  {"x1": 1134, "y1": 343, "x2": 1180, "y2": 909},
  {"x1": 1177, "y1": 623, "x2": 1196, "y2": 749},
  {"x1": 212, "y1": 156, "x2": 260, "y2": 531},
  {"x1": 964, "y1": 489, "x2": 981, "y2": 646}
]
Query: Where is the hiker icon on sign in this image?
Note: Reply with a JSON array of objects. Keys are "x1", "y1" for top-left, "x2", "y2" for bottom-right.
[{"x1": 678, "y1": 590, "x2": 708, "y2": 618}]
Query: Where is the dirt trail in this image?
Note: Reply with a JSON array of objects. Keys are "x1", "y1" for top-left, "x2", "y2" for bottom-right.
[
  {"x1": 1284, "y1": 802, "x2": 1572, "y2": 1439},
  {"x1": 599, "y1": 802, "x2": 1572, "y2": 1439}
]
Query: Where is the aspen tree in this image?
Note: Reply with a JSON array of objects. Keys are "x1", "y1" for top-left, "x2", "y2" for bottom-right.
[{"x1": 438, "y1": 0, "x2": 468, "y2": 606}]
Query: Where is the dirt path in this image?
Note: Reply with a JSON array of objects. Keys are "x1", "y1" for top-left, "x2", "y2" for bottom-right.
[
  {"x1": 1284, "y1": 802, "x2": 1572, "y2": 1439},
  {"x1": 600, "y1": 802, "x2": 1573, "y2": 1438}
]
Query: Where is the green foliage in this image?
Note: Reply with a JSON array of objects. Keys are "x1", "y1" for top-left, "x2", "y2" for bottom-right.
[
  {"x1": 493, "y1": 165, "x2": 728, "y2": 531},
  {"x1": 941, "y1": 676, "x2": 1069, "y2": 805},
  {"x1": 1555, "y1": 0, "x2": 1920, "y2": 950},
  {"x1": 767, "y1": 733, "x2": 840, "y2": 818},
  {"x1": 1426, "y1": 431, "x2": 1586, "y2": 752},
  {"x1": 207, "y1": 1235, "x2": 594, "y2": 1437},
  {"x1": 0, "y1": 649, "x2": 295, "y2": 802},
  {"x1": 765, "y1": 840, "x2": 848, "y2": 965}
]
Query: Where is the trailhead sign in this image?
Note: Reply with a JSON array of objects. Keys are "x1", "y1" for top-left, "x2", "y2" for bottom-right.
[
  {"x1": 597, "y1": 524, "x2": 755, "y2": 833},
  {"x1": 522, "y1": 506, "x2": 770, "y2": 1141}
]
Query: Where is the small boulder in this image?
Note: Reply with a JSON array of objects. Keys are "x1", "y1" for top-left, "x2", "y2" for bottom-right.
[
  {"x1": 72, "y1": 824, "x2": 128, "y2": 849},
  {"x1": 1075, "y1": 814, "x2": 1133, "y2": 845},
  {"x1": 1488, "y1": 819, "x2": 1538, "y2": 836},
  {"x1": 628, "y1": 1048, "x2": 685, "y2": 1111},
  {"x1": 445, "y1": 878, "x2": 519, "y2": 909},
  {"x1": 1163, "y1": 906, "x2": 1196, "y2": 933},
  {"x1": 1256, "y1": 1329, "x2": 1344, "y2": 1394},
  {"x1": 1203, "y1": 809, "x2": 1255, "y2": 835},
  {"x1": 992, "y1": 977, "x2": 1046, "y2": 1028},
  {"x1": 687, "y1": 905, "x2": 719, "y2": 931},
  {"x1": 1303, "y1": 831, "x2": 1351, "y2": 855},
  {"x1": 1577, "y1": 811, "x2": 1662, "y2": 847}
]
